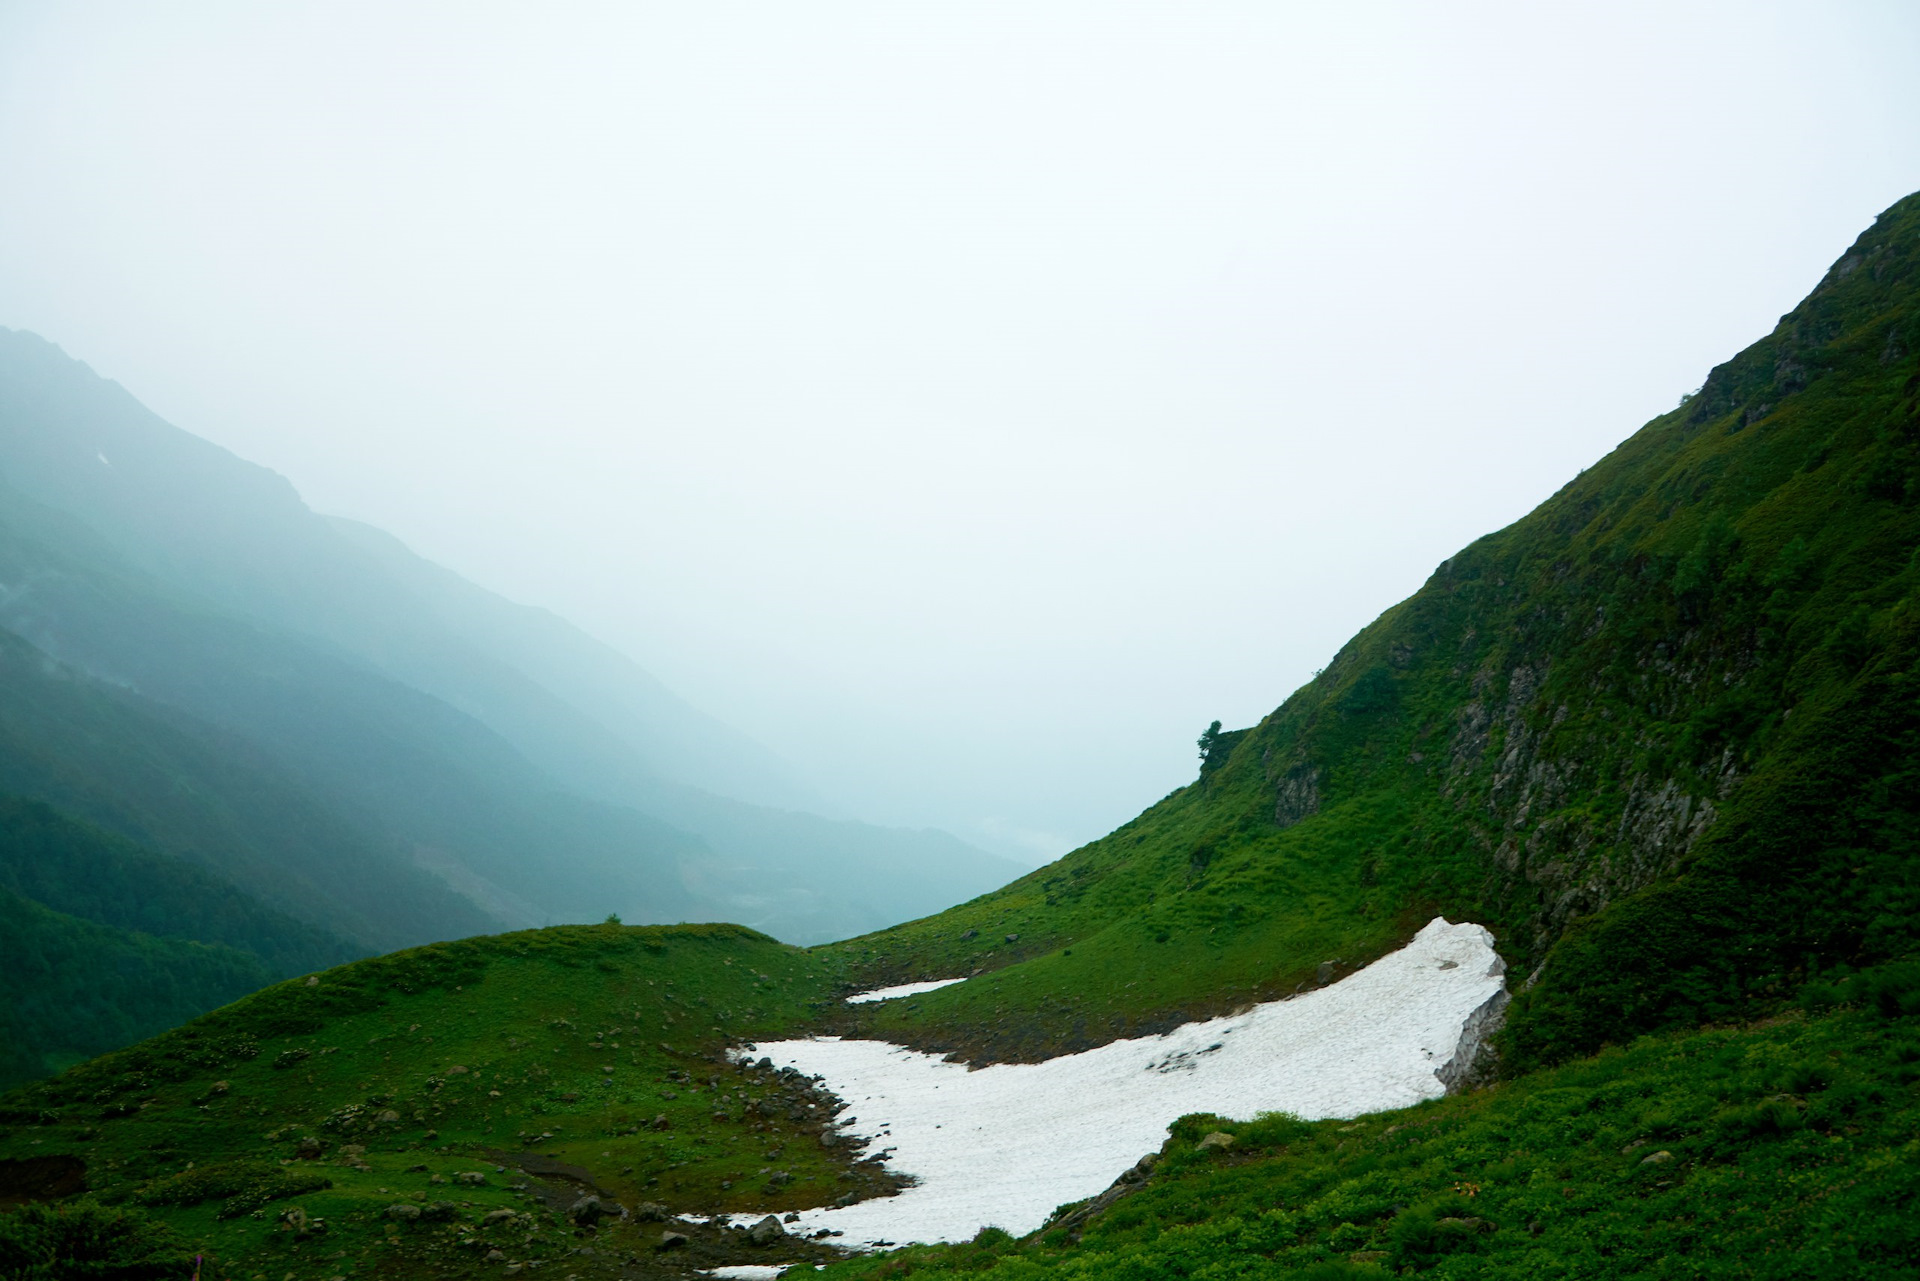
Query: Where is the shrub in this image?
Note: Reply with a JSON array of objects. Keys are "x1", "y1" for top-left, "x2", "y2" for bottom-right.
[{"x1": 0, "y1": 1199, "x2": 194, "y2": 1279}]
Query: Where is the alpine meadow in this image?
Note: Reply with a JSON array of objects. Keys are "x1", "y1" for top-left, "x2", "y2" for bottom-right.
[{"x1": 2, "y1": 176, "x2": 1918, "y2": 1278}]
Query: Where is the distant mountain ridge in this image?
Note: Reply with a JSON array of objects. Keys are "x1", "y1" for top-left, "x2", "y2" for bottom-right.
[{"x1": 0, "y1": 327, "x2": 1021, "y2": 975}]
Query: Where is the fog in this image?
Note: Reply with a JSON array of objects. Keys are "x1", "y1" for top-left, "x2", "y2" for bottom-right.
[{"x1": 1, "y1": 2, "x2": 1916, "y2": 863}]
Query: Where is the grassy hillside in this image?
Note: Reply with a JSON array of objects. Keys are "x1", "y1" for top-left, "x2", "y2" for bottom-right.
[
  {"x1": 0, "y1": 922, "x2": 886, "y2": 1278},
  {"x1": 820, "y1": 191, "x2": 1920, "y2": 1078}
]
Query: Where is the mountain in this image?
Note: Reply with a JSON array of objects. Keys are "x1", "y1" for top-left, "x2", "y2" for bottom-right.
[
  {"x1": 833, "y1": 190, "x2": 1920, "y2": 1074},
  {"x1": 0, "y1": 328, "x2": 1021, "y2": 954},
  {"x1": 0, "y1": 797, "x2": 359, "y2": 1088},
  {"x1": 4, "y1": 195, "x2": 1918, "y2": 1280}
]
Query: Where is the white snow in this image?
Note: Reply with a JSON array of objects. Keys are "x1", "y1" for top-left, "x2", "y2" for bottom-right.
[
  {"x1": 736, "y1": 917, "x2": 1505, "y2": 1249},
  {"x1": 700, "y1": 1268, "x2": 800, "y2": 1279},
  {"x1": 844, "y1": 978, "x2": 968, "y2": 1004}
]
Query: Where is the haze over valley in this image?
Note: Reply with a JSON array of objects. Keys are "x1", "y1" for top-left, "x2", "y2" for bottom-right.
[{"x1": 2, "y1": 5, "x2": 1919, "y2": 1280}]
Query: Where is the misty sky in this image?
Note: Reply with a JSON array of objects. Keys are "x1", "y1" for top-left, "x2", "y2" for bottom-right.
[{"x1": 2, "y1": 2, "x2": 1918, "y2": 864}]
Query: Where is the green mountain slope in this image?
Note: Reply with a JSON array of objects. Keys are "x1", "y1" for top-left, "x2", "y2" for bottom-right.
[
  {"x1": 0, "y1": 796, "x2": 351, "y2": 979},
  {"x1": 0, "y1": 623, "x2": 501, "y2": 951},
  {"x1": 0, "y1": 887, "x2": 274, "y2": 1089},
  {"x1": 826, "y1": 191, "x2": 1920, "y2": 1075}
]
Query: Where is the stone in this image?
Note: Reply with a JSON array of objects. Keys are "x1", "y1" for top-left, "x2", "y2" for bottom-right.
[
  {"x1": 1005, "y1": 933, "x2": 1019, "y2": 943},
  {"x1": 1197, "y1": 1132, "x2": 1236, "y2": 1151},
  {"x1": 482, "y1": 1209, "x2": 517, "y2": 1227},
  {"x1": 419, "y1": 1201, "x2": 460, "y2": 1222},
  {"x1": 1641, "y1": 1150, "x2": 1674, "y2": 1165},
  {"x1": 651, "y1": 1114, "x2": 671, "y2": 1130},
  {"x1": 961, "y1": 928, "x2": 977, "y2": 940},
  {"x1": 631, "y1": 1201, "x2": 669, "y2": 1222},
  {"x1": 456, "y1": 1171, "x2": 486, "y2": 1185},
  {"x1": 568, "y1": 1195, "x2": 610, "y2": 1224},
  {"x1": 384, "y1": 1204, "x2": 421, "y2": 1222},
  {"x1": 747, "y1": 1214, "x2": 786, "y2": 1245},
  {"x1": 484, "y1": 1249, "x2": 505, "y2": 1262},
  {"x1": 376, "y1": 1109, "x2": 401, "y2": 1125},
  {"x1": 295, "y1": 1137, "x2": 324, "y2": 1160},
  {"x1": 1316, "y1": 961, "x2": 1336, "y2": 985},
  {"x1": 657, "y1": 1231, "x2": 688, "y2": 1251}
]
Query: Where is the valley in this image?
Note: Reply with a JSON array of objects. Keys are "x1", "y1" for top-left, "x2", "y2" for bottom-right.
[{"x1": 4, "y1": 190, "x2": 1920, "y2": 1279}]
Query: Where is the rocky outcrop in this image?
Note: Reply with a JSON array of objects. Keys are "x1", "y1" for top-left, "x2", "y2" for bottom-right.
[{"x1": 1436, "y1": 967, "x2": 1511, "y2": 1094}]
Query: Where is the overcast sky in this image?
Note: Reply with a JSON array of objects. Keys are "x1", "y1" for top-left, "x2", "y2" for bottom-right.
[{"x1": 2, "y1": 2, "x2": 1918, "y2": 863}]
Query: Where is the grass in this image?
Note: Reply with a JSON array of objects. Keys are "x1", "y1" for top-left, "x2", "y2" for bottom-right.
[{"x1": 0, "y1": 920, "x2": 876, "y2": 1278}]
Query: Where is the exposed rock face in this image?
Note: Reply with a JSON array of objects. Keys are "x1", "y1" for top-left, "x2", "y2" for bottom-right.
[
  {"x1": 1048, "y1": 1153, "x2": 1158, "y2": 1236},
  {"x1": 1271, "y1": 765, "x2": 1321, "y2": 828},
  {"x1": 1436, "y1": 955, "x2": 1512, "y2": 1095}
]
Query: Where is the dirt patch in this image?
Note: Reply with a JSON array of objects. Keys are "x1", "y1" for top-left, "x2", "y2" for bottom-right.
[{"x1": 0, "y1": 1155, "x2": 86, "y2": 1205}]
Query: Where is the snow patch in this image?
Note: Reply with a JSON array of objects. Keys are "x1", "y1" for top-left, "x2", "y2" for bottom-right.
[
  {"x1": 844, "y1": 978, "x2": 967, "y2": 1004},
  {"x1": 737, "y1": 917, "x2": 1505, "y2": 1249}
]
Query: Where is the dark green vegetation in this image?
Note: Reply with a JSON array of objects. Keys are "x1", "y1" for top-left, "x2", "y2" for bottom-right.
[
  {"x1": 0, "y1": 799, "x2": 357, "y2": 1090},
  {"x1": 817, "y1": 981, "x2": 1920, "y2": 1281},
  {"x1": 0, "y1": 922, "x2": 878, "y2": 1278},
  {"x1": 7, "y1": 197, "x2": 1920, "y2": 1277},
  {"x1": 0, "y1": 798, "x2": 349, "y2": 980}
]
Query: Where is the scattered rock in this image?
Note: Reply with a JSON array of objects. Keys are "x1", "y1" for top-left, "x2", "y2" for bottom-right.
[
  {"x1": 484, "y1": 1249, "x2": 506, "y2": 1262},
  {"x1": 961, "y1": 928, "x2": 977, "y2": 940},
  {"x1": 376, "y1": 1109, "x2": 401, "y2": 1125},
  {"x1": 651, "y1": 1114, "x2": 671, "y2": 1131},
  {"x1": 1436, "y1": 1216, "x2": 1487, "y2": 1231},
  {"x1": 1005, "y1": 933, "x2": 1019, "y2": 943},
  {"x1": 568, "y1": 1195, "x2": 619, "y2": 1224},
  {"x1": 630, "y1": 1201, "x2": 668, "y2": 1222},
  {"x1": 1641, "y1": 1150, "x2": 1674, "y2": 1165},
  {"x1": 385, "y1": 1204, "x2": 422, "y2": 1223},
  {"x1": 419, "y1": 1201, "x2": 460, "y2": 1223},
  {"x1": 482, "y1": 1209, "x2": 517, "y2": 1227},
  {"x1": 1316, "y1": 961, "x2": 1337, "y2": 985},
  {"x1": 657, "y1": 1230, "x2": 689, "y2": 1251},
  {"x1": 783, "y1": 1212, "x2": 801, "y2": 1223},
  {"x1": 456, "y1": 1171, "x2": 486, "y2": 1186},
  {"x1": 747, "y1": 1214, "x2": 786, "y2": 1245},
  {"x1": 430, "y1": 1174, "x2": 446, "y2": 1184},
  {"x1": 305, "y1": 976, "x2": 319, "y2": 987},
  {"x1": 1197, "y1": 1132, "x2": 1236, "y2": 1151},
  {"x1": 295, "y1": 1137, "x2": 324, "y2": 1160}
]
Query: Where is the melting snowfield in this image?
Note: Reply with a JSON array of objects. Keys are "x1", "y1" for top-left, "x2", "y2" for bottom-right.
[
  {"x1": 737, "y1": 917, "x2": 1506, "y2": 1248},
  {"x1": 844, "y1": 978, "x2": 968, "y2": 1004}
]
